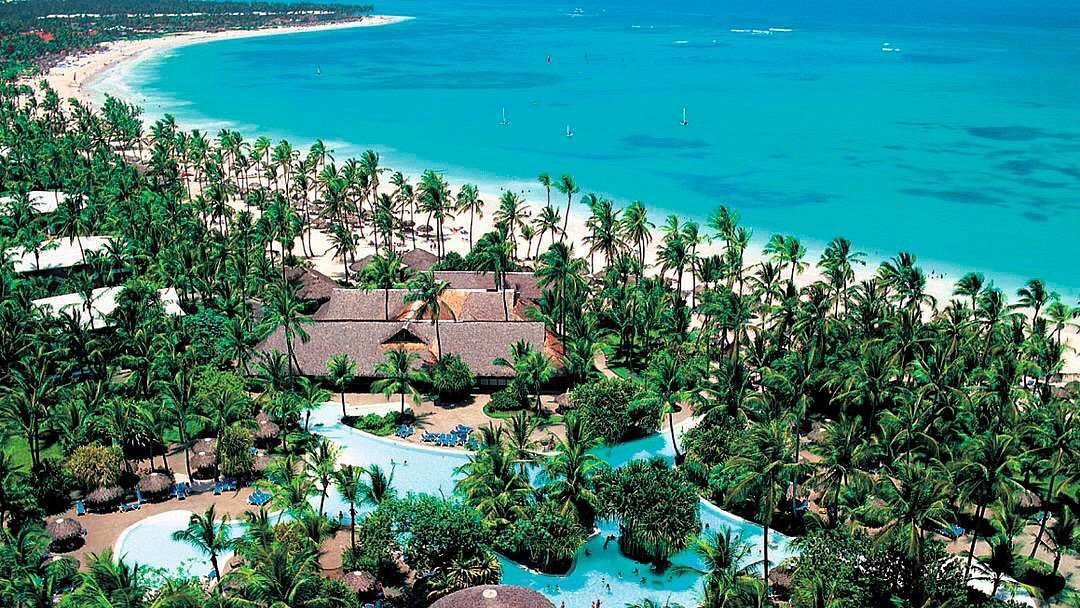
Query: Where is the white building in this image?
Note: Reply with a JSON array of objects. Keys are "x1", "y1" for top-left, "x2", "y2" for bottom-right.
[
  {"x1": 33, "y1": 286, "x2": 184, "y2": 329},
  {"x1": 6, "y1": 236, "x2": 112, "y2": 274}
]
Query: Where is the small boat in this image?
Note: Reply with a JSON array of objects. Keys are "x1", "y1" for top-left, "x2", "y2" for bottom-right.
[
  {"x1": 565, "y1": 124, "x2": 574, "y2": 138},
  {"x1": 316, "y1": 65, "x2": 321, "y2": 76},
  {"x1": 680, "y1": 107, "x2": 689, "y2": 126},
  {"x1": 499, "y1": 107, "x2": 510, "y2": 126}
]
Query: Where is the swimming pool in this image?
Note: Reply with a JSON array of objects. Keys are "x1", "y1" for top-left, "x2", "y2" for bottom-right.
[
  {"x1": 115, "y1": 402, "x2": 792, "y2": 606},
  {"x1": 112, "y1": 509, "x2": 242, "y2": 581}
]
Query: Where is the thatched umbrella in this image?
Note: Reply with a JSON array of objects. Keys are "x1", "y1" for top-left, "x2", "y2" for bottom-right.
[
  {"x1": 194, "y1": 437, "x2": 216, "y2": 453},
  {"x1": 255, "y1": 411, "x2": 270, "y2": 425},
  {"x1": 554, "y1": 392, "x2": 573, "y2": 411},
  {"x1": 255, "y1": 420, "x2": 280, "y2": 443},
  {"x1": 136, "y1": 473, "x2": 173, "y2": 501},
  {"x1": 190, "y1": 450, "x2": 216, "y2": 476},
  {"x1": 343, "y1": 570, "x2": 377, "y2": 595},
  {"x1": 85, "y1": 486, "x2": 123, "y2": 511},
  {"x1": 768, "y1": 565, "x2": 795, "y2": 599},
  {"x1": 45, "y1": 518, "x2": 83, "y2": 546},
  {"x1": 431, "y1": 585, "x2": 554, "y2": 608},
  {"x1": 1018, "y1": 489, "x2": 1043, "y2": 510}
]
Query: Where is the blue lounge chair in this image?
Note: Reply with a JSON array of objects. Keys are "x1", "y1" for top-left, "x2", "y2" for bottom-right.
[
  {"x1": 75, "y1": 500, "x2": 86, "y2": 516},
  {"x1": 213, "y1": 483, "x2": 222, "y2": 496}
]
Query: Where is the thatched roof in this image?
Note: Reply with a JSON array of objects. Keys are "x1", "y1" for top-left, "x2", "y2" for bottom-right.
[
  {"x1": 343, "y1": 570, "x2": 377, "y2": 594},
  {"x1": 284, "y1": 267, "x2": 339, "y2": 302},
  {"x1": 434, "y1": 271, "x2": 542, "y2": 301},
  {"x1": 136, "y1": 473, "x2": 173, "y2": 495},
  {"x1": 45, "y1": 518, "x2": 83, "y2": 542},
  {"x1": 314, "y1": 288, "x2": 410, "y2": 321},
  {"x1": 193, "y1": 437, "x2": 216, "y2": 453},
  {"x1": 1018, "y1": 490, "x2": 1043, "y2": 509},
  {"x1": 191, "y1": 450, "x2": 216, "y2": 471},
  {"x1": 255, "y1": 411, "x2": 270, "y2": 424},
  {"x1": 458, "y1": 290, "x2": 517, "y2": 321},
  {"x1": 555, "y1": 392, "x2": 572, "y2": 408},
  {"x1": 255, "y1": 420, "x2": 280, "y2": 441},
  {"x1": 349, "y1": 254, "x2": 375, "y2": 273},
  {"x1": 86, "y1": 486, "x2": 123, "y2": 507},
  {"x1": 256, "y1": 320, "x2": 555, "y2": 378},
  {"x1": 402, "y1": 248, "x2": 438, "y2": 271},
  {"x1": 431, "y1": 585, "x2": 554, "y2": 608}
]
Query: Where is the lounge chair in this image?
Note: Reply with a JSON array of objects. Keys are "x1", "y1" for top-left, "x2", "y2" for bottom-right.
[
  {"x1": 213, "y1": 483, "x2": 222, "y2": 496},
  {"x1": 75, "y1": 500, "x2": 86, "y2": 516}
]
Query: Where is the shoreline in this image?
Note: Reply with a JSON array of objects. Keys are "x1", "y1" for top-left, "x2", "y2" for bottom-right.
[
  {"x1": 28, "y1": 15, "x2": 413, "y2": 108},
  {"x1": 32, "y1": 16, "x2": 1080, "y2": 375}
]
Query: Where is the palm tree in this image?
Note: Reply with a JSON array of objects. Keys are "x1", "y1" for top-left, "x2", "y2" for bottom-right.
[
  {"x1": 621, "y1": 200, "x2": 654, "y2": 268},
  {"x1": 954, "y1": 431, "x2": 1020, "y2": 577},
  {"x1": 675, "y1": 528, "x2": 762, "y2": 608},
  {"x1": 1015, "y1": 278, "x2": 1057, "y2": 322},
  {"x1": 554, "y1": 173, "x2": 579, "y2": 239},
  {"x1": 953, "y1": 271, "x2": 985, "y2": 311},
  {"x1": 360, "y1": 250, "x2": 406, "y2": 320},
  {"x1": 303, "y1": 437, "x2": 340, "y2": 518},
  {"x1": 262, "y1": 281, "x2": 312, "y2": 383},
  {"x1": 533, "y1": 204, "x2": 562, "y2": 251},
  {"x1": 541, "y1": 414, "x2": 602, "y2": 527},
  {"x1": 332, "y1": 464, "x2": 364, "y2": 552},
  {"x1": 171, "y1": 505, "x2": 236, "y2": 588},
  {"x1": 1041, "y1": 506, "x2": 1077, "y2": 575},
  {"x1": 360, "y1": 463, "x2": 397, "y2": 506},
  {"x1": 325, "y1": 353, "x2": 357, "y2": 419},
  {"x1": 470, "y1": 231, "x2": 514, "y2": 320},
  {"x1": 516, "y1": 349, "x2": 554, "y2": 415},
  {"x1": 371, "y1": 348, "x2": 428, "y2": 416},
  {"x1": 328, "y1": 223, "x2": 356, "y2": 281},
  {"x1": 723, "y1": 418, "x2": 800, "y2": 590},
  {"x1": 456, "y1": 183, "x2": 483, "y2": 249},
  {"x1": 162, "y1": 366, "x2": 198, "y2": 481},
  {"x1": 537, "y1": 172, "x2": 552, "y2": 211},
  {"x1": 405, "y1": 271, "x2": 449, "y2": 355}
]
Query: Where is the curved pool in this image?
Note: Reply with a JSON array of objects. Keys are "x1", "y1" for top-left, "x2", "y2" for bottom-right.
[{"x1": 115, "y1": 403, "x2": 793, "y2": 606}]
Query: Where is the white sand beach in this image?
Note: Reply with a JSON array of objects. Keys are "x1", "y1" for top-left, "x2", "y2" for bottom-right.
[{"x1": 28, "y1": 15, "x2": 1080, "y2": 376}]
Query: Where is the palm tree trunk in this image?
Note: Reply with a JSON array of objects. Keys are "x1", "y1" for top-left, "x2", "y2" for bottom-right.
[
  {"x1": 668, "y1": 410, "x2": 681, "y2": 460},
  {"x1": 1029, "y1": 463, "x2": 1059, "y2": 558},
  {"x1": 965, "y1": 502, "x2": 986, "y2": 577},
  {"x1": 340, "y1": 389, "x2": 347, "y2": 418},
  {"x1": 349, "y1": 504, "x2": 357, "y2": 551}
]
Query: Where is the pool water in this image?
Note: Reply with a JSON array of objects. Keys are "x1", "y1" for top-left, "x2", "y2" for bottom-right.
[
  {"x1": 115, "y1": 403, "x2": 792, "y2": 606},
  {"x1": 112, "y1": 509, "x2": 242, "y2": 580}
]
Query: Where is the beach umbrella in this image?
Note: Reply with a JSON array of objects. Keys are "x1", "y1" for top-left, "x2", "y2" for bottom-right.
[
  {"x1": 255, "y1": 411, "x2": 270, "y2": 425},
  {"x1": 85, "y1": 486, "x2": 123, "y2": 510},
  {"x1": 136, "y1": 472, "x2": 173, "y2": 499},
  {"x1": 194, "y1": 437, "x2": 216, "y2": 453},
  {"x1": 45, "y1": 518, "x2": 83, "y2": 543},
  {"x1": 343, "y1": 570, "x2": 377, "y2": 595}
]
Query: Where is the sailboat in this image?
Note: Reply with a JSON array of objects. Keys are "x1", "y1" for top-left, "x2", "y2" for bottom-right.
[
  {"x1": 316, "y1": 65, "x2": 322, "y2": 76},
  {"x1": 499, "y1": 107, "x2": 510, "y2": 126},
  {"x1": 680, "y1": 107, "x2": 688, "y2": 126},
  {"x1": 565, "y1": 124, "x2": 574, "y2": 138}
]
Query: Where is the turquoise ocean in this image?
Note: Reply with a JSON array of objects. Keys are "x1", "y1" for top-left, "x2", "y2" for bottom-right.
[{"x1": 95, "y1": 0, "x2": 1080, "y2": 294}]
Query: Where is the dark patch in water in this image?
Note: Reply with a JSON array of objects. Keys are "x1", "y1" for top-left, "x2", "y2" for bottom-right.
[
  {"x1": 899, "y1": 188, "x2": 1003, "y2": 206},
  {"x1": 902, "y1": 54, "x2": 972, "y2": 65},
  {"x1": 1021, "y1": 211, "x2": 1048, "y2": 222},
  {"x1": 655, "y1": 170, "x2": 831, "y2": 208},
  {"x1": 623, "y1": 135, "x2": 710, "y2": 150},
  {"x1": 966, "y1": 126, "x2": 1078, "y2": 142}
]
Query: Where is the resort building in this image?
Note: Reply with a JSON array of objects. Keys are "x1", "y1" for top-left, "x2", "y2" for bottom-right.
[
  {"x1": 0, "y1": 190, "x2": 70, "y2": 215},
  {"x1": 258, "y1": 266, "x2": 559, "y2": 386},
  {"x1": 32, "y1": 286, "x2": 184, "y2": 329},
  {"x1": 6, "y1": 236, "x2": 113, "y2": 274}
]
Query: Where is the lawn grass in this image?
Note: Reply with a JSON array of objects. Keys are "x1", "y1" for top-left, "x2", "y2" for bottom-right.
[{"x1": 2, "y1": 435, "x2": 63, "y2": 470}]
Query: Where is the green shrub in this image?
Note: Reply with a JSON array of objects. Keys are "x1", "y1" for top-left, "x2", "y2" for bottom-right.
[
  {"x1": 496, "y1": 500, "x2": 585, "y2": 574},
  {"x1": 346, "y1": 412, "x2": 399, "y2": 436},
  {"x1": 217, "y1": 424, "x2": 255, "y2": 479},
  {"x1": 432, "y1": 251, "x2": 466, "y2": 270},
  {"x1": 570, "y1": 377, "x2": 649, "y2": 443},
  {"x1": 344, "y1": 508, "x2": 400, "y2": 580},
  {"x1": 488, "y1": 381, "x2": 529, "y2": 412},
  {"x1": 65, "y1": 444, "x2": 122, "y2": 489},
  {"x1": 429, "y1": 354, "x2": 475, "y2": 401}
]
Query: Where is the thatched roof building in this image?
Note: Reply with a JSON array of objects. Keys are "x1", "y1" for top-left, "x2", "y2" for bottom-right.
[
  {"x1": 45, "y1": 517, "x2": 83, "y2": 544},
  {"x1": 431, "y1": 585, "x2": 554, "y2": 608},
  {"x1": 257, "y1": 319, "x2": 555, "y2": 380},
  {"x1": 136, "y1": 473, "x2": 173, "y2": 499},
  {"x1": 284, "y1": 267, "x2": 339, "y2": 302},
  {"x1": 314, "y1": 288, "x2": 411, "y2": 321}
]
